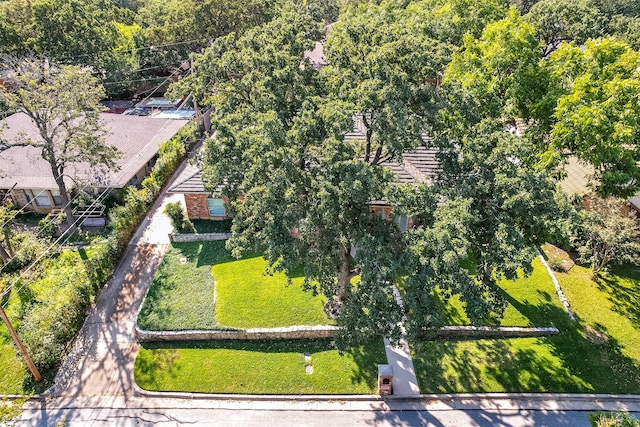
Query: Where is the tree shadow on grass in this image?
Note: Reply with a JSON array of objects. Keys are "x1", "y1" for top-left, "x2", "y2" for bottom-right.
[
  {"x1": 171, "y1": 241, "x2": 231, "y2": 268},
  {"x1": 597, "y1": 265, "x2": 640, "y2": 329},
  {"x1": 413, "y1": 291, "x2": 640, "y2": 394}
]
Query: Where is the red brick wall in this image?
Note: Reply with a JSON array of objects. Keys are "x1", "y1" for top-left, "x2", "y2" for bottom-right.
[
  {"x1": 183, "y1": 193, "x2": 230, "y2": 219},
  {"x1": 184, "y1": 193, "x2": 210, "y2": 219}
]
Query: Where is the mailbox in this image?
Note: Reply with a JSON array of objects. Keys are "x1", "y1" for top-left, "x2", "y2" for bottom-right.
[{"x1": 378, "y1": 364, "x2": 393, "y2": 395}]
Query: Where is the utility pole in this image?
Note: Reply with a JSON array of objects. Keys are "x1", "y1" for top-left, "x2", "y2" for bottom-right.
[{"x1": 0, "y1": 305, "x2": 42, "y2": 382}]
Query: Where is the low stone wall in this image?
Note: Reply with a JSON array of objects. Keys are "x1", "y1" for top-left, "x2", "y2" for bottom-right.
[
  {"x1": 135, "y1": 324, "x2": 340, "y2": 342},
  {"x1": 435, "y1": 326, "x2": 559, "y2": 338},
  {"x1": 169, "y1": 232, "x2": 232, "y2": 242},
  {"x1": 135, "y1": 324, "x2": 558, "y2": 342}
]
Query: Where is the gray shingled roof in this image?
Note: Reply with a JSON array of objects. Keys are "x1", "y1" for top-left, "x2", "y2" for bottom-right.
[
  {"x1": 0, "y1": 112, "x2": 189, "y2": 190},
  {"x1": 168, "y1": 162, "x2": 224, "y2": 194}
]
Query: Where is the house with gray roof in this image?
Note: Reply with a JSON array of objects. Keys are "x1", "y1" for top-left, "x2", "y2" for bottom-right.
[{"x1": 0, "y1": 112, "x2": 189, "y2": 213}]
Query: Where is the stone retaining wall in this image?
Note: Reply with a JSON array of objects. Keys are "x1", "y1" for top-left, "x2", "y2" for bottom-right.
[
  {"x1": 135, "y1": 324, "x2": 559, "y2": 342},
  {"x1": 435, "y1": 326, "x2": 559, "y2": 338},
  {"x1": 169, "y1": 232, "x2": 232, "y2": 242},
  {"x1": 134, "y1": 324, "x2": 340, "y2": 342}
]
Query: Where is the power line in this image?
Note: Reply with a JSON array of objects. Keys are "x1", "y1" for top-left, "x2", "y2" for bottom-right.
[
  {"x1": 1, "y1": 114, "x2": 189, "y2": 306},
  {"x1": 56, "y1": 39, "x2": 207, "y2": 62}
]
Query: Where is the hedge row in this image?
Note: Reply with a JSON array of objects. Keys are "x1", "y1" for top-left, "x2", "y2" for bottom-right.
[{"x1": 17, "y1": 122, "x2": 196, "y2": 384}]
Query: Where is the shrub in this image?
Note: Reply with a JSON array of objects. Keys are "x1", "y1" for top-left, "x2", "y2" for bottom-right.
[
  {"x1": 36, "y1": 213, "x2": 60, "y2": 240},
  {"x1": 164, "y1": 202, "x2": 194, "y2": 233},
  {"x1": 589, "y1": 411, "x2": 640, "y2": 427},
  {"x1": 547, "y1": 256, "x2": 570, "y2": 272}
]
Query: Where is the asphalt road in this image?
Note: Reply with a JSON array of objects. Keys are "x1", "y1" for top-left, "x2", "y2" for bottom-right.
[{"x1": 17, "y1": 396, "x2": 598, "y2": 427}]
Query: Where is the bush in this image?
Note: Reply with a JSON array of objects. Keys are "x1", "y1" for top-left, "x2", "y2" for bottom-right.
[
  {"x1": 547, "y1": 256, "x2": 570, "y2": 272},
  {"x1": 36, "y1": 213, "x2": 60, "y2": 240},
  {"x1": 164, "y1": 202, "x2": 194, "y2": 233},
  {"x1": 590, "y1": 411, "x2": 640, "y2": 427}
]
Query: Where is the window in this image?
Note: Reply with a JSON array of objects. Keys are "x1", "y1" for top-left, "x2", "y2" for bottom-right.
[
  {"x1": 207, "y1": 198, "x2": 225, "y2": 216},
  {"x1": 32, "y1": 189, "x2": 51, "y2": 207},
  {"x1": 395, "y1": 215, "x2": 408, "y2": 232},
  {"x1": 50, "y1": 189, "x2": 63, "y2": 206}
]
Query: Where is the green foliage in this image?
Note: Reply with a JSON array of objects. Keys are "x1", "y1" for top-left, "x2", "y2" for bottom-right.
[
  {"x1": 137, "y1": 0, "x2": 277, "y2": 70},
  {"x1": 0, "y1": 57, "x2": 117, "y2": 229},
  {"x1": 17, "y1": 243, "x2": 112, "y2": 373},
  {"x1": 526, "y1": 0, "x2": 605, "y2": 56},
  {"x1": 0, "y1": 0, "x2": 140, "y2": 95},
  {"x1": 36, "y1": 214, "x2": 59, "y2": 241},
  {"x1": 324, "y1": 1, "x2": 447, "y2": 163},
  {"x1": 590, "y1": 412, "x2": 640, "y2": 427},
  {"x1": 109, "y1": 186, "x2": 149, "y2": 243},
  {"x1": 400, "y1": 122, "x2": 562, "y2": 337},
  {"x1": 547, "y1": 38, "x2": 640, "y2": 197},
  {"x1": 110, "y1": 126, "x2": 190, "y2": 242},
  {"x1": 409, "y1": 0, "x2": 509, "y2": 47},
  {"x1": 135, "y1": 338, "x2": 386, "y2": 394},
  {"x1": 573, "y1": 195, "x2": 640, "y2": 275},
  {"x1": 162, "y1": 201, "x2": 193, "y2": 233},
  {"x1": 442, "y1": 8, "x2": 546, "y2": 126}
]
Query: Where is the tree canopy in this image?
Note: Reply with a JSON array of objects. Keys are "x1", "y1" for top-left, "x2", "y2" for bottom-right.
[{"x1": 0, "y1": 57, "x2": 119, "y2": 230}]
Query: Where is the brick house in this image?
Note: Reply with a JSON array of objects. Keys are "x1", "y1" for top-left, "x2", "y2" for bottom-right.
[
  {"x1": 169, "y1": 147, "x2": 439, "y2": 229},
  {"x1": 168, "y1": 163, "x2": 229, "y2": 220}
]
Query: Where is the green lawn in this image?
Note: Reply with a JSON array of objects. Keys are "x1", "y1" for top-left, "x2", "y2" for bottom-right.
[
  {"x1": 412, "y1": 253, "x2": 640, "y2": 394},
  {"x1": 137, "y1": 241, "x2": 333, "y2": 330},
  {"x1": 213, "y1": 255, "x2": 333, "y2": 328},
  {"x1": 135, "y1": 338, "x2": 385, "y2": 394},
  {"x1": 137, "y1": 241, "x2": 229, "y2": 330},
  {"x1": 439, "y1": 258, "x2": 559, "y2": 326},
  {"x1": 0, "y1": 333, "x2": 26, "y2": 394}
]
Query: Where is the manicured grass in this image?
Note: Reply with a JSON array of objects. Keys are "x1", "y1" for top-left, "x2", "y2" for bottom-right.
[
  {"x1": 137, "y1": 241, "x2": 229, "y2": 330},
  {"x1": 556, "y1": 263, "x2": 640, "y2": 370},
  {"x1": 137, "y1": 241, "x2": 332, "y2": 330},
  {"x1": 439, "y1": 258, "x2": 559, "y2": 326},
  {"x1": 412, "y1": 254, "x2": 640, "y2": 393},
  {"x1": 135, "y1": 338, "x2": 385, "y2": 394},
  {"x1": 214, "y1": 256, "x2": 333, "y2": 328}
]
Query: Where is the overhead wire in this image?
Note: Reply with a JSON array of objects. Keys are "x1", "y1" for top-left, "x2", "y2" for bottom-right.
[{"x1": 1, "y1": 97, "x2": 194, "y2": 307}]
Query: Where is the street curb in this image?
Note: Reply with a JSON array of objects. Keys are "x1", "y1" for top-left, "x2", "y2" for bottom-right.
[
  {"x1": 131, "y1": 383, "x2": 640, "y2": 406},
  {"x1": 133, "y1": 383, "x2": 383, "y2": 401}
]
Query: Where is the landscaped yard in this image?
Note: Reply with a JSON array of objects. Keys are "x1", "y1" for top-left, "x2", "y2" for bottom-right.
[
  {"x1": 135, "y1": 338, "x2": 385, "y2": 394},
  {"x1": 137, "y1": 241, "x2": 228, "y2": 330},
  {"x1": 412, "y1": 250, "x2": 640, "y2": 394},
  {"x1": 213, "y1": 255, "x2": 333, "y2": 328},
  {"x1": 438, "y1": 258, "x2": 559, "y2": 327},
  {"x1": 137, "y1": 241, "x2": 333, "y2": 330}
]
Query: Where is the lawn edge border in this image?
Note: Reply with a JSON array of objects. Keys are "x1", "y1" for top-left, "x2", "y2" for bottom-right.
[
  {"x1": 133, "y1": 324, "x2": 340, "y2": 341},
  {"x1": 133, "y1": 325, "x2": 559, "y2": 342}
]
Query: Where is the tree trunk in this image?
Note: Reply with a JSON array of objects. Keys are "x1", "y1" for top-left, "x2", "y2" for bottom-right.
[
  {"x1": 337, "y1": 246, "x2": 354, "y2": 302},
  {"x1": 48, "y1": 158, "x2": 76, "y2": 233},
  {"x1": 2, "y1": 229, "x2": 13, "y2": 257},
  {"x1": 0, "y1": 244, "x2": 9, "y2": 264}
]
